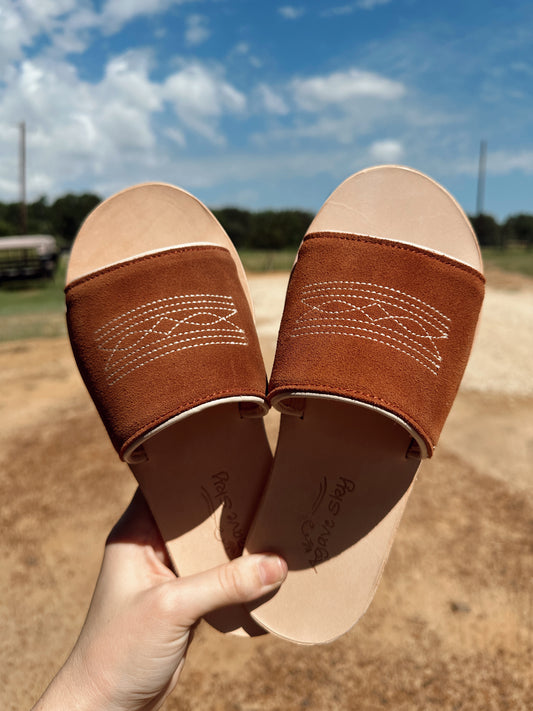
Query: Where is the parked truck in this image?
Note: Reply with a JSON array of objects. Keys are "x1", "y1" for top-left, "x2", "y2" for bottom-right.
[{"x1": 0, "y1": 235, "x2": 59, "y2": 282}]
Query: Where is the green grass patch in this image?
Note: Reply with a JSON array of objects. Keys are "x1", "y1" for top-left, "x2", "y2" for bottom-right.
[
  {"x1": 0, "y1": 257, "x2": 67, "y2": 341},
  {"x1": 2, "y1": 246, "x2": 531, "y2": 343},
  {"x1": 481, "y1": 246, "x2": 533, "y2": 277},
  {"x1": 239, "y1": 248, "x2": 296, "y2": 272},
  {"x1": 0, "y1": 250, "x2": 299, "y2": 342},
  {"x1": 0, "y1": 258, "x2": 66, "y2": 313}
]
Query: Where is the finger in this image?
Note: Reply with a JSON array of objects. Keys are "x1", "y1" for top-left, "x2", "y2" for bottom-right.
[
  {"x1": 107, "y1": 488, "x2": 158, "y2": 545},
  {"x1": 165, "y1": 554, "x2": 288, "y2": 625},
  {"x1": 106, "y1": 488, "x2": 173, "y2": 570}
]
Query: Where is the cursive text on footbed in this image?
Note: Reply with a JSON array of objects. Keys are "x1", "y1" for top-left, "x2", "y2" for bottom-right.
[
  {"x1": 300, "y1": 475, "x2": 356, "y2": 571},
  {"x1": 201, "y1": 471, "x2": 246, "y2": 558}
]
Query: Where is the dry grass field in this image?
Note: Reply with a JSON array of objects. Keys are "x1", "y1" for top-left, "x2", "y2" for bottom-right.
[{"x1": 0, "y1": 267, "x2": 531, "y2": 710}]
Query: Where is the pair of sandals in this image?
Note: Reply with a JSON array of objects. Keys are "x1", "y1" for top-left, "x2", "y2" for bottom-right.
[{"x1": 65, "y1": 165, "x2": 485, "y2": 645}]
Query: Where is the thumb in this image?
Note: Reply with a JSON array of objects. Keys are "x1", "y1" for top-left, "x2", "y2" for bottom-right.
[{"x1": 167, "y1": 553, "x2": 287, "y2": 626}]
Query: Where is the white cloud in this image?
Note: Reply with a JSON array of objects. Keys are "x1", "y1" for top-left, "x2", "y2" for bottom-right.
[
  {"x1": 292, "y1": 68, "x2": 406, "y2": 111},
  {"x1": 278, "y1": 6, "x2": 305, "y2": 20},
  {"x1": 2, "y1": 0, "x2": 529, "y2": 220},
  {"x1": 0, "y1": 53, "x2": 176, "y2": 198},
  {"x1": 147, "y1": 146, "x2": 363, "y2": 191},
  {"x1": 0, "y1": 0, "x2": 81, "y2": 69},
  {"x1": 164, "y1": 127, "x2": 187, "y2": 147},
  {"x1": 162, "y1": 63, "x2": 246, "y2": 145},
  {"x1": 44, "y1": 3, "x2": 104, "y2": 56},
  {"x1": 256, "y1": 84, "x2": 289, "y2": 115},
  {"x1": 455, "y1": 149, "x2": 533, "y2": 176},
  {"x1": 233, "y1": 42, "x2": 250, "y2": 54},
  {"x1": 250, "y1": 116, "x2": 353, "y2": 145},
  {"x1": 0, "y1": 0, "x2": 198, "y2": 67},
  {"x1": 322, "y1": 0, "x2": 391, "y2": 16},
  {"x1": 357, "y1": 0, "x2": 392, "y2": 9},
  {"x1": 19, "y1": 0, "x2": 79, "y2": 26},
  {"x1": 229, "y1": 41, "x2": 263, "y2": 68},
  {"x1": 0, "y1": 4, "x2": 28, "y2": 67},
  {"x1": 321, "y1": 4, "x2": 355, "y2": 16},
  {"x1": 249, "y1": 68, "x2": 410, "y2": 147},
  {"x1": 100, "y1": 0, "x2": 198, "y2": 34},
  {"x1": 250, "y1": 110, "x2": 393, "y2": 147},
  {"x1": 103, "y1": 51, "x2": 162, "y2": 112},
  {"x1": 490, "y1": 150, "x2": 533, "y2": 175},
  {"x1": 369, "y1": 139, "x2": 404, "y2": 162},
  {"x1": 97, "y1": 101, "x2": 156, "y2": 152},
  {"x1": 248, "y1": 66, "x2": 440, "y2": 153},
  {"x1": 0, "y1": 33, "x2": 252, "y2": 198},
  {"x1": 185, "y1": 14, "x2": 211, "y2": 46}
]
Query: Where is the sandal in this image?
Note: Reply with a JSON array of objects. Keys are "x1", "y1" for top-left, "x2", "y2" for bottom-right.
[
  {"x1": 66, "y1": 183, "x2": 272, "y2": 636},
  {"x1": 245, "y1": 166, "x2": 485, "y2": 644}
]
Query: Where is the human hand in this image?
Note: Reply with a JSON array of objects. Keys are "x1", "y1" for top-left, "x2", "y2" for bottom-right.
[{"x1": 32, "y1": 489, "x2": 287, "y2": 711}]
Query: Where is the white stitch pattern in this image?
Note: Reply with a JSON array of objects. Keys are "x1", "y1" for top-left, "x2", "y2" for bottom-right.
[
  {"x1": 304, "y1": 280, "x2": 451, "y2": 322},
  {"x1": 290, "y1": 281, "x2": 451, "y2": 375},
  {"x1": 95, "y1": 293, "x2": 248, "y2": 384},
  {"x1": 94, "y1": 295, "x2": 235, "y2": 338}
]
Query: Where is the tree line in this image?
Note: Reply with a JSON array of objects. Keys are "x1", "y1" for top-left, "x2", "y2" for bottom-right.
[
  {"x1": 469, "y1": 213, "x2": 533, "y2": 249},
  {"x1": 0, "y1": 193, "x2": 532, "y2": 250}
]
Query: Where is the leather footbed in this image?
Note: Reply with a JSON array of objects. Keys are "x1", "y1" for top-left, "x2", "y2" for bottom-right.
[
  {"x1": 66, "y1": 183, "x2": 272, "y2": 637},
  {"x1": 244, "y1": 166, "x2": 484, "y2": 644}
]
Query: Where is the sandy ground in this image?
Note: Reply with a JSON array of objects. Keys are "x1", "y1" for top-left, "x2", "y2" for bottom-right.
[{"x1": 0, "y1": 267, "x2": 531, "y2": 710}]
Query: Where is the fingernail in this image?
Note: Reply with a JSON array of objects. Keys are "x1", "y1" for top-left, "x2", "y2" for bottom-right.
[{"x1": 258, "y1": 554, "x2": 288, "y2": 588}]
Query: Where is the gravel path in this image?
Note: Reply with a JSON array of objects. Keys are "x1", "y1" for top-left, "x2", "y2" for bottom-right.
[
  {"x1": 1, "y1": 269, "x2": 531, "y2": 711},
  {"x1": 463, "y1": 287, "x2": 533, "y2": 396}
]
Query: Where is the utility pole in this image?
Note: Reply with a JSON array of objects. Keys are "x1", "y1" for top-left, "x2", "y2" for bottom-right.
[
  {"x1": 476, "y1": 139, "x2": 487, "y2": 216},
  {"x1": 19, "y1": 121, "x2": 27, "y2": 234}
]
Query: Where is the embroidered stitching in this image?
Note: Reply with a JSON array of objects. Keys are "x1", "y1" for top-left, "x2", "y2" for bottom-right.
[
  {"x1": 95, "y1": 294, "x2": 248, "y2": 384},
  {"x1": 290, "y1": 281, "x2": 450, "y2": 375},
  {"x1": 94, "y1": 294, "x2": 236, "y2": 335}
]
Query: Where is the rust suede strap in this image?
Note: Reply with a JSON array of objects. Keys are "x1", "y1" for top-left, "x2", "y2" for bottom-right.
[
  {"x1": 268, "y1": 232, "x2": 485, "y2": 457},
  {"x1": 66, "y1": 245, "x2": 267, "y2": 460}
]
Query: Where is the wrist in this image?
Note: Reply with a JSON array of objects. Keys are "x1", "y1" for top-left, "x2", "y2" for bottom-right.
[{"x1": 31, "y1": 652, "x2": 115, "y2": 711}]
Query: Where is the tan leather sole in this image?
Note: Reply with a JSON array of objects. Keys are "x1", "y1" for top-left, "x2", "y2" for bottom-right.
[
  {"x1": 244, "y1": 166, "x2": 483, "y2": 644},
  {"x1": 67, "y1": 183, "x2": 272, "y2": 637}
]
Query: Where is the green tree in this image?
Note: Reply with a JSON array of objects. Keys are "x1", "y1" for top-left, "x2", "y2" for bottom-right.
[
  {"x1": 0, "y1": 202, "x2": 22, "y2": 235},
  {"x1": 50, "y1": 193, "x2": 101, "y2": 246},
  {"x1": 213, "y1": 207, "x2": 253, "y2": 249},
  {"x1": 250, "y1": 209, "x2": 313, "y2": 250},
  {"x1": 27, "y1": 196, "x2": 53, "y2": 234},
  {"x1": 502, "y1": 214, "x2": 533, "y2": 249},
  {"x1": 0, "y1": 219, "x2": 16, "y2": 237},
  {"x1": 469, "y1": 214, "x2": 502, "y2": 248}
]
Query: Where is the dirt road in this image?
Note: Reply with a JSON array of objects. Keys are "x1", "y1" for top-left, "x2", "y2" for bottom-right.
[{"x1": 1, "y1": 268, "x2": 531, "y2": 710}]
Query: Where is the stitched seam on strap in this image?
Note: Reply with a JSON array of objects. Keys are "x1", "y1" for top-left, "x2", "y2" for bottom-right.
[
  {"x1": 304, "y1": 232, "x2": 486, "y2": 283},
  {"x1": 294, "y1": 320, "x2": 445, "y2": 360},
  {"x1": 107, "y1": 340, "x2": 248, "y2": 385},
  {"x1": 95, "y1": 292, "x2": 249, "y2": 384},
  {"x1": 290, "y1": 280, "x2": 451, "y2": 374},
  {"x1": 299, "y1": 280, "x2": 451, "y2": 325},
  {"x1": 120, "y1": 387, "x2": 267, "y2": 458},
  {"x1": 94, "y1": 295, "x2": 236, "y2": 335},
  {"x1": 98, "y1": 325, "x2": 245, "y2": 350},
  {"x1": 290, "y1": 329, "x2": 440, "y2": 374},
  {"x1": 65, "y1": 245, "x2": 230, "y2": 292},
  {"x1": 268, "y1": 382, "x2": 434, "y2": 452}
]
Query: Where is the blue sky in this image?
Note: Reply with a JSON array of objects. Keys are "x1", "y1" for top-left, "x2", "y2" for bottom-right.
[{"x1": 1, "y1": 0, "x2": 532, "y2": 220}]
